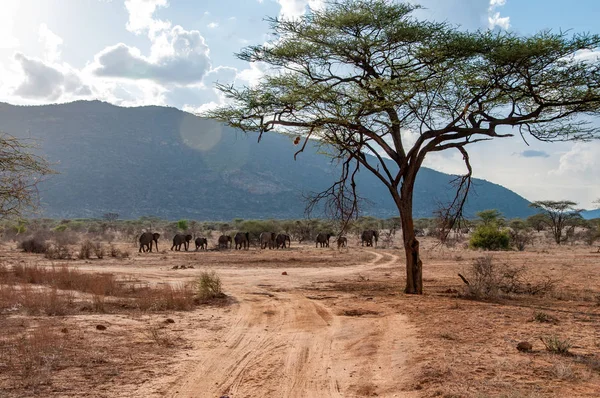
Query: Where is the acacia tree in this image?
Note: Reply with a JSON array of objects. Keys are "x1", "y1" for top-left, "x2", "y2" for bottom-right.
[
  {"x1": 529, "y1": 200, "x2": 582, "y2": 244},
  {"x1": 0, "y1": 133, "x2": 53, "y2": 219},
  {"x1": 207, "y1": 0, "x2": 600, "y2": 294}
]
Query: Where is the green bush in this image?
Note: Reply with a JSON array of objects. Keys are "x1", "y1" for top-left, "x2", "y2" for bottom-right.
[
  {"x1": 176, "y1": 219, "x2": 189, "y2": 231},
  {"x1": 469, "y1": 225, "x2": 510, "y2": 250}
]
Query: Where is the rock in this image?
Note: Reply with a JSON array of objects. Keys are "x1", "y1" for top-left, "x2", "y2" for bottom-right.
[
  {"x1": 60, "y1": 327, "x2": 68, "y2": 334},
  {"x1": 188, "y1": 265, "x2": 194, "y2": 269},
  {"x1": 282, "y1": 271, "x2": 288, "y2": 275},
  {"x1": 96, "y1": 324, "x2": 107, "y2": 331},
  {"x1": 172, "y1": 265, "x2": 179, "y2": 269},
  {"x1": 165, "y1": 318, "x2": 175, "y2": 324},
  {"x1": 517, "y1": 341, "x2": 532, "y2": 352}
]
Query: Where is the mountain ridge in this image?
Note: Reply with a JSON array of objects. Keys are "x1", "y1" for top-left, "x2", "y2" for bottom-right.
[{"x1": 0, "y1": 100, "x2": 537, "y2": 220}]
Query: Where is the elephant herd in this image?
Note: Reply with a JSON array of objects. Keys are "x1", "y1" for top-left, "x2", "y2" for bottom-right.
[{"x1": 138, "y1": 229, "x2": 380, "y2": 253}]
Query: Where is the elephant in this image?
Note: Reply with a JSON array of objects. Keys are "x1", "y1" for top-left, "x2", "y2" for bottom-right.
[
  {"x1": 195, "y1": 237, "x2": 208, "y2": 251},
  {"x1": 337, "y1": 236, "x2": 347, "y2": 249},
  {"x1": 315, "y1": 233, "x2": 331, "y2": 248},
  {"x1": 139, "y1": 232, "x2": 160, "y2": 252},
  {"x1": 234, "y1": 232, "x2": 250, "y2": 250},
  {"x1": 171, "y1": 234, "x2": 192, "y2": 251},
  {"x1": 218, "y1": 235, "x2": 232, "y2": 249},
  {"x1": 259, "y1": 232, "x2": 277, "y2": 249},
  {"x1": 275, "y1": 233, "x2": 291, "y2": 249},
  {"x1": 361, "y1": 230, "x2": 379, "y2": 247}
]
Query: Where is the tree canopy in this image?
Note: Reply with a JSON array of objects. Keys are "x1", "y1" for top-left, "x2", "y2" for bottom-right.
[
  {"x1": 529, "y1": 200, "x2": 582, "y2": 244},
  {"x1": 207, "y1": 0, "x2": 600, "y2": 294},
  {"x1": 0, "y1": 133, "x2": 54, "y2": 219}
]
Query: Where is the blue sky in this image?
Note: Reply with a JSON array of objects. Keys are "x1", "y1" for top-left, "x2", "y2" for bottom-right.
[{"x1": 0, "y1": 0, "x2": 599, "y2": 208}]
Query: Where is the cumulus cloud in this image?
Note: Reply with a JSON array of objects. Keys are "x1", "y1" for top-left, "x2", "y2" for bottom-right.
[
  {"x1": 551, "y1": 142, "x2": 599, "y2": 176},
  {"x1": 277, "y1": 0, "x2": 324, "y2": 19},
  {"x1": 90, "y1": 25, "x2": 211, "y2": 85},
  {"x1": 39, "y1": 23, "x2": 63, "y2": 63},
  {"x1": 125, "y1": 0, "x2": 170, "y2": 34},
  {"x1": 12, "y1": 53, "x2": 92, "y2": 101},
  {"x1": 488, "y1": 0, "x2": 510, "y2": 30}
]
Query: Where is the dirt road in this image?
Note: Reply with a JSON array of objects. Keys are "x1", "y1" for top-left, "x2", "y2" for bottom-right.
[{"x1": 121, "y1": 249, "x2": 418, "y2": 398}]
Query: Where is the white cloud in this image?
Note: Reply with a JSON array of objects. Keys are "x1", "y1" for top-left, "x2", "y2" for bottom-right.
[
  {"x1": 124, "y1": 0, "x2": 170, "y2": 34},
  {"x1": 277, "y1": 0, "x2": 324, "y2": 19},
  {"x1": 236, "y1": 62, "x2": 268, "y2": 87},
  {"x1": 90, "y1": 25, "x2": 211, "y2": 85},
  {"x1": 207, "y1": 22, "x2": 219, "y2": 29},
  {"x1": 12, "y1": 53, "x2": 92, "y2": 101},
  {"x1": 39, "y1": 23, "x2": 63, "y2": 63},
  {"x1": 551, "y1": 142, "x2": 599, "y2": 177},
  {"x1": 488, "y1": 0, "x2": 510, "y2": 30}
]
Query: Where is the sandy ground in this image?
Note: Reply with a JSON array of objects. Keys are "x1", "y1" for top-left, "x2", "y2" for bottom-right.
[{"x1": 2, "y1": 237, "x2": 600, "y2": 397}]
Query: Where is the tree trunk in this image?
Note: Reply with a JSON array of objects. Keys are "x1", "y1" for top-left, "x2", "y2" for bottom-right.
[{"x1": 393, "y1": 181, "x2": 423, "y2": 294}]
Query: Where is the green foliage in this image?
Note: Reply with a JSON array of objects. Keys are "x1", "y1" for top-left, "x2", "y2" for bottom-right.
[
  {"x1": 176, "y1": 219, "x2": 189, "y2": 231},
  {"x1": 526, "y1": 213, "x2": 549, "y2": 232},
  {"x1": 476, "y1": 209, "x2": 505, "y2": 227},
  {"x1": 53, "y1": 224, "x2": 67, "y2": 232},
  {"x1": 470, "y1": 225, "x2": 510, "y2": 251},
  {"x1": 529, "y1": 200, "x2": 582, "y2": 244}
]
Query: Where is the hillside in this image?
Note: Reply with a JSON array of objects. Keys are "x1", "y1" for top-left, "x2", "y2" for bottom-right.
[{"x1": 0, "y1": 101, "x2": 536, "y2": 220}]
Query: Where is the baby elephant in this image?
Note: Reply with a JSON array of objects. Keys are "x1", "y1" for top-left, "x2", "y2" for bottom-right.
[
  {"x1": 337, "y1": 236, "x2": 347, "y2": 249},
  {"x1": 195, "y1": 237, "x2": 208, "y2": 251},
  {"x1": 171, "y1": 234, "x2": 192, "y2": 251}
]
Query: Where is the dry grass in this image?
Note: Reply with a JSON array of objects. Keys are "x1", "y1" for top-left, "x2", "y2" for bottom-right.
[
  {"x1": 0, "y1": 263, "x2": 206, "y2": 314},
  {"x1": 0, "y1": 326, "x2": 67, "y2": 388}
]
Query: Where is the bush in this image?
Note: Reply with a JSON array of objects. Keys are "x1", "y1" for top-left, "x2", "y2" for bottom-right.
[
  {"x1": 461, "y1": 255, "x2": 555, "y2": 300},
  {"x1": 541, "y1": 335, "x2": 572, "y2": 355},
  {"x1": 195, "y1": 270, "x2": 224, "y2": 301},
  {"x1": 94, "y1": 243, "x2": 104, "y2": 259},
  {"x1": 45, "y1": 243, "x2": 72, "y2": 260},
  {"x1": 176, "y1": 219, "x2": 189, "y2": 231},
  {"x1": 77, "y1": 240, "x2": 94, "y2": 260},
  {"x1": 109, "y1": 245, "x2": 130, "y2": 259},
  {"x1": 469, "y1": 225, "x2": 510, "y2": 250},
  {"x1": 18, "y1": 237, "x2": 48, "y2": 253}
]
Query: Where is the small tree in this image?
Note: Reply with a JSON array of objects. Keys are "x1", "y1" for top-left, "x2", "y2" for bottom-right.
[
  {"x1": 476, "y1": 209, "x2": 505, "y2": 227},
  {"x1": 0, "y1": 133, "x2": 54, "y2": 219},
  {"x1": 529, "y1": 201, "x2": 582, "y2": 244},
  {"x1": 470, "y1": 209, "x2": 510, "y2": 250},
  {"x1": 208, "y1": 0, "x2": 600, "y2": 294},
  {"x1": 527, "y1": 213, "x2": 549, "y2": 232}
]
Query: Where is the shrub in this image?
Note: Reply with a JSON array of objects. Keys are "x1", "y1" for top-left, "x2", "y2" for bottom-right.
[
  {"x1": 541, "y1": 335, "x2": 572, "y2": 355},
  {"x1": 45, "y1": 243, "x2": 72, "y2": 260},
  {"x1": 94, "y1": 243, "x2": 104, "y2": 259},
  {"x1": 469, "y1": 225, "x2": 510, "y2": 250},
  {"x1": 109, "y1": 245, "x2": 130, "y2": 259},
  {"x1": 176, "y1": 219, "x2": 189, "y2": 231},
  {"x1": 78, "y1": 240, "x2": 94, "y2": 260},
  {"x1": 461, "y1": 255, "x2": 555, "y2": 299},
  {"x1": 18, "y1": 237, "x2": 48, "y2": 253},
  {"x1": 53, "y1": 224, "x2": 68, "y2": 232},
  {"x1": 195, "y1": 270, "x2": 224, "y2": 301},
  {"x1": 533, "y1": 311, "x2": 558, "y2": 323}
]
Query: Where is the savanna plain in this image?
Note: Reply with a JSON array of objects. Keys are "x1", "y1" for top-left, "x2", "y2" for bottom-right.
[{"x1": 1, "y1": 231, "x2": 599, "y2": 398}]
